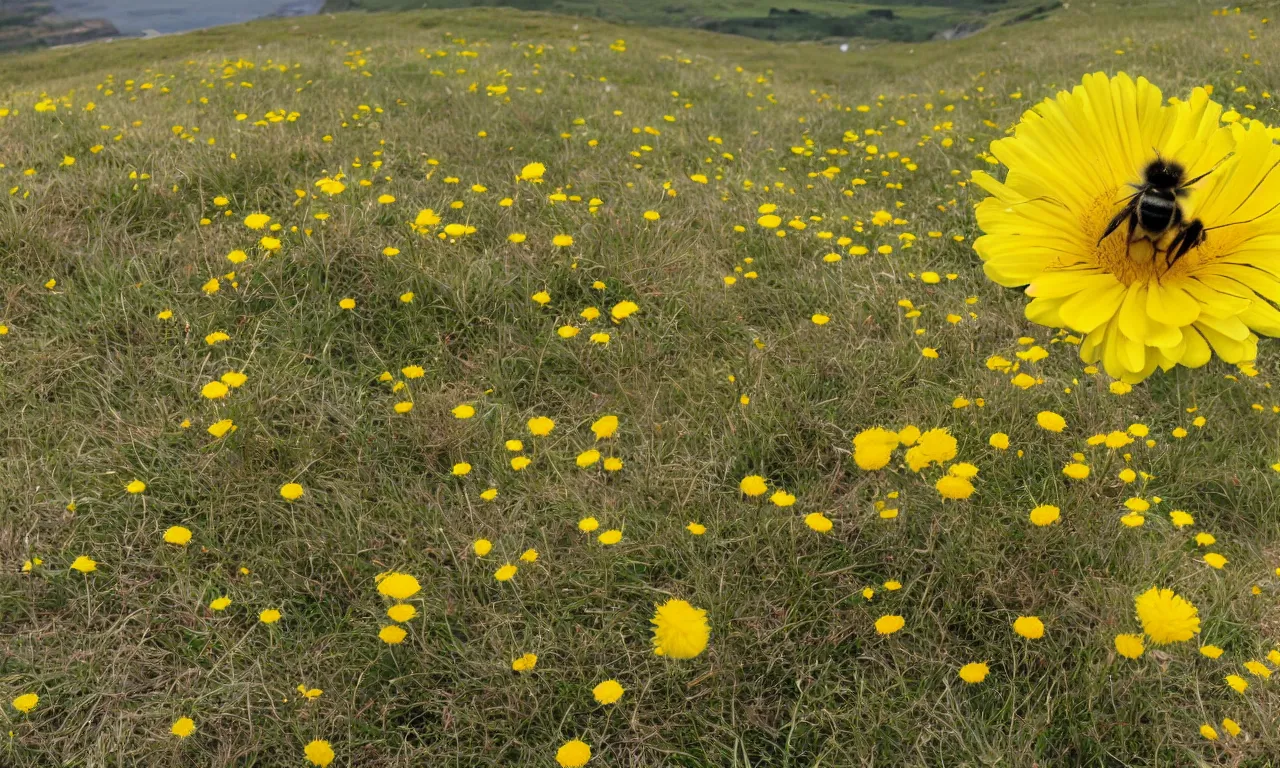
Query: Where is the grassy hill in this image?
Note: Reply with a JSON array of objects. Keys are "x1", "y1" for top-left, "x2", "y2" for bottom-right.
[
  {"x1": 320, "y1": 0, "x2": 1064, "y2": 43},
  {"x1": 3, "y1": 2, "x2": 1280, "y2": 766}
]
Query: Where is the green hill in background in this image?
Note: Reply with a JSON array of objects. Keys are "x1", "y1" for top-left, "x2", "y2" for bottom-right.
[{"x1": 320, "y1": 0, "x2": 1062, "y2": 42}]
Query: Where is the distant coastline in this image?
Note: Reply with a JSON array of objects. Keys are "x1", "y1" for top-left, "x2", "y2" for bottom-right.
[{"x1": 0, "y1": 0, "x2": 323, "y2": 52}]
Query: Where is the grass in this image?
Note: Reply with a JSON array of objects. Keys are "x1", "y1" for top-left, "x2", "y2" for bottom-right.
[
  {"x1": 2, "y1": 1, "x2": 1280, "y2": 765},
  {"x1": 319, "y1": 0, "x2": 1060, "y2": 43}
]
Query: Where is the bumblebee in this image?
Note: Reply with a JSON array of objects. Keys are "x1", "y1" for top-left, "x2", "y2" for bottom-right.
[{"x1": 1097, "y1": 156, "x2": 1214, "y2": 266}]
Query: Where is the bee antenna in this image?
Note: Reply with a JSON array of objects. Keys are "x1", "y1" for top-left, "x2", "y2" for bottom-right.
[{"x1": 1200, "y1": 197, "x2": 1280, "y2": 232}]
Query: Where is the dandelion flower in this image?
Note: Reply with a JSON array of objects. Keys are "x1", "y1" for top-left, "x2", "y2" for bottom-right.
[
  {"x1": 578, "y1": 517, "x2": 599, "y2": 532},
  {"x1": 527, "y1": 416, "x2": 555, "y2": 436},
  {"x1": 1199, "y1": 724, "x2": 1218, "y2": 741},
  {"x1": 304, "y1": 740, "x2": 335, "y2": 767},
  {"x1": 494, "y1": 563, "x2": 517, "y2": 581},
  {"x1": 473, "y1": 539, "x2": 492, "y2": 556},
  {"x1": 973, "y1": 72, "x2": 1280, "y2": 382},
  {"x1": 1013, "y1": 616, "x2": 1045, "y2": 639},
  {"x1": 739, "y1": 475, "x2": 768, "y2": 496},
  {"x1": 1036, "y1": 411, "x2": 1066, "y2": 433},
  {"x1": 1029, "y1": 505, "x2": 1060, "y2": 526},
  {"x1": 163, "y1": 526, "x2": 192, "y2": 546},
  {"x1": 1134, "y1": 587, "x2": 1199, "y2": 644},
  {"x1": 170, "y1": 717, "x2": 196, "y2": 738},
  {"x1": 259, "y1": 609, "x2": 281, "y2": 624},
  {"x1": 853, "y1": 427, "x2": 899, "y2": 470},
  {"x1": 576, "y1": 450, "x2": 601, "y2": 467},
  {"x1": 511, "y1": 653, "x2": 537, "y2": 672},
  {"x1": 452, "y1": 404, "x2": 475, "y2": 419},
  {"x1": 1200, "y1": 644, "x2": 1224, "y2": 659},
  {"x1": 1062, "y1": 462, "x2": 1090, "y2": 479},
  {"x1": 804, "y1": 512, "x2": 833, "y2": 533},
  {"x1": 201, "y1": 381, "x2": 229, "y2": 399},
  {"x1": 1225, "y1": 674, "x2": 1249, "y2": 693},
  {"x1": 989, "y1": 432, "x2": 1010, "y2": 450},
  {"x1": 279, "y1": 483, "x2": 304, "y2": 501},
  {"x1": 243, "y1": 213, "x2": 270, "y2": 229},
  {"x1": 592, "y1": 679, "x2": 624, "y2": 704},
  {"x1": 210, "y1": 596, "x2": 231, "y2": 611},
  {"x1": 1204, "y1": 552, "x2": 1228, "y2": 569},
  {"x1": 874, "y1": 615, "x2": 905, "y2": 635},
  {"x1": 958, "y1": 662, "x2": 989, "y2": 684},
  {"x1": 377, "y1": 572, "x2": 421, "y2": 600},
  {"x1": 935, "y1": 474, "x2": 974, "y2": 500},
  {"x1": 598, "y1": 529, "x2": 622, "y2": 545},
  {"x1": 769, "y1": 490, "x2": 796, "y2": 507},
  {"x1": 70, "y1": 555, "x2": 97, "y2": 573},
  {"x1": 378, "y1": 625, "x2": 407, "y2": 644},
  {"x1": 686, "y1": 522, "x2": 706, "y2": 535},
  {"x1": 591, "y1": 415, "x2": 618, "y2": 439},
  {"x1": 651, "y1": 598, "x2": 710, "y2": 658},
  {"x1": 11, "y1": 693, "x2": 38, "y2": 713},
  {"x1": 555, "y1": 740, "x2": 591, "y2": 768},
  {"x1": 1114, "y1": 633, "x2": 1145, "y2": 659},
  {"x1": 1223, "y1": 718, "x2": 1242, "y2": 736}
]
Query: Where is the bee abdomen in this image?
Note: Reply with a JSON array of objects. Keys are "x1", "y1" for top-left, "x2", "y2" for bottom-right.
[{"x1": 1136, "y1": 194, "x2": 1178, "y2": 234}]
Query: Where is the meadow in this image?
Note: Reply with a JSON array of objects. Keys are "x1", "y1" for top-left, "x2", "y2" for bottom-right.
[{"x1": 2, "y1": 1, "x2": 1280, "y2": 765}]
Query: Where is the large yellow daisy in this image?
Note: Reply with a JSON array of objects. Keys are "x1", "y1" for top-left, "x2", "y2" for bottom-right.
[{"x1": 973, "y1": 72, "x2": 1280, "y2": 382}]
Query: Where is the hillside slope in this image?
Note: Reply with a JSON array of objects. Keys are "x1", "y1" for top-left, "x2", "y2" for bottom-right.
[{"x1": 3, "y1": 2, "x2": 1280, "y2": 766}]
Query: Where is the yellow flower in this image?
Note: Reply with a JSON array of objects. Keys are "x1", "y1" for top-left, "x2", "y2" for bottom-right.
[
  {"x1": 1204, "y1": 552, "x2": 1228, "y2": 569},
  {"x1": 958, "y1": 662, "x2": 989, "y2": 684},
  {"x1": 1222, "y1": 718, "x2": 1242, "y2": 736},
  {"x1": 1036, "y1": 411, "x2": 1066, "y2": 432},
  {"x1": 875, "y1": 615, "x2": 905, "y2": 635},
  {"x1": 220, "y1": 371, "x2": 247, "y2": 388},
  {"x1": 377, "y1": 572, "x2": 421, "y2": 600},
  {"x1": 853, "y1": 427, "x2": 899, "y2": 470},
  {"x1": 935, "y1": 474, "x2": 974, "y2": 500},
  {"x1": 739, "y1": 475, "x2": 768, "y2": 496},
  {"x1": 686, "y1": 522, "x2": 706, "y2": 535},
  {"x1": 210, "y1": 596, "x2": 231, "y2": 611},
  {"x1": 378, "y1": 625, "x2": 407, "y2": 644},
  {"x1": 592, "y1": 679, "x2": 624, "y2": 704},
  {"x1": 279, "y1": 482, "x2": 305, "y2": 501},
  {"x1": 973, "y1": 72, "x2": 1280, "y2": 382},
  {"x1": 259, "y1": 609, "x2": 282, "y2": 624},
  {"x1": 552, "y1": 234, "x2": 574, "y2": 247},
  {"x1": 1029, "y1": 505, "x2": 1060, "y2": 526},
  {"x1": 555, "y1": 740, "x2": 591, "y2": 768},
  {"x1": 804, "y1": 512, "x2": 833, "y2": 532},
  {"x1": 598, "y1": 529, "x2": 623, "y2": 545},
  {"x1": 527, "y1": 416, "x2": 555, "y2": 436},
  {"x1": 243, "y1": 213, "x2": 270, "y2": 229},
  {"x1": 1013, "y1": 616, "x2": 1045, "y2": 639},
  {"x1": 171, "y1": 717, "x2": 196, "y2": 738},
  {"x1": 1199, "y1": 724, "x2": 1218, "y2": 741},
  {"x1": 452, "y1": 404, "x2": 475, "y2": 419},
  {"x1": 518, "y1": 161, "x2": 545, "y2": 182},
  {"x1": 576, "y1": 449, "x2": 601, "y2": 467},
  {"x1": 338, "y1": 297, "x2": 356, "y2": 310},
  {"x1": 201, "y1": 381, "x2": 229, "y2": 399},
  {"x1": 769, "y1": 490, "x2": 796, "y2": 507},
  {"x1": 591, "y1": 415, "x2": 618, "y2": 439},
  {"x1": 494, "y1": 563, "x2": 517, "y2": 581},
  {"x1": 163, "y1": 526, "x2": 192, "y2": 546},
  {"x1": 451, "y1": 462, "x2": 471, "y2": 476},
  {"x1": 473, "y1": 539, "x2": 492, "y2": 556},
  {"x1": 511, "y1": 653, "x2": 537, "y2": 672},
  {"x1": 304, "y1": 739, "x2": 335, "y2": 767},
  {"x1": 11, "y1": 693, "x2": 38, "y2": 713},
  {"x1": 531, "y1": 290, "x2": 551, "y2": 306},
  {"x1": 578, "y1": 517, "x2": 599, "y2": 532},
  {"x1": 1225, "y1": 674, "x2": 1249, "y2": 693},
  {"x1": 1200, "y1": 644, "x2": 1224, "y2": 659},
  {"x1": 988, "y1": 432, "x2": 1010, "y2": 450},
  {"x1": 651, "y1": 598, "x2": 710, "y2": 658},
  {"x1": 207, "y1": 419, "x2": 235, "y2": 438},
  {"x1": 480, "y1": 488, "x2": 498, "y2": 501},
  {"x1": 589, "y1": 332, "x2": 611, "y2": 344},
  {"x1": 1114, "y1": 633, "x2": 1145, "y2": 659},
  {"x1": 611, "y1": 300, "x2": 639, "y2": 321},
  {"x1": 401, "y1": 365, "x2": 424, "y2": 379},
  {"x1": 510, "y1": 456, "x2": 532, "y2": 471},
  {"x1": 70, "y1": 555, "x2": 97, "y2": 573},
  {"x1": 126, "y1": 479, "x2": 147, "y2": 494},
  {"x1": 1134, "y1": 586, "x2": 1200, "y2": 644},
  {"x1": 1062, "y1": 462, "x2": 1090, "y2": 479}
]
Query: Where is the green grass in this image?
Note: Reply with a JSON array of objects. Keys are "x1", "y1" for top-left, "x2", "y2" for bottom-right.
[
  {"x1": 320, "y1": 0, "x2": 1061, "y2": 43},
  {"x1": 2, "y1": 2, "x2": 1280, "y2": 765}
]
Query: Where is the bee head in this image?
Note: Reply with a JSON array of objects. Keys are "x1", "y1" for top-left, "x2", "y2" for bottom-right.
[{"x1": 1143, "y1": 158, "x2": 1185, "y2": 190}]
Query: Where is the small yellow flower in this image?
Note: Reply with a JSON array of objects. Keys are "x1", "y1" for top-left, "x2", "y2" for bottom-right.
[
  {"x1": 494, "y1": 563, "x2": 517, "y2": 581},
  {"x1": 259, "y1": 609, "x2": 282, "y2": 624},
  {"x1": 279, "y1": 483, "x2": 305, "y2": 501},
  {"x1": 171, "y1": 717, "x2": 196, "y2": 738},
  {"x1": 163, "y1": 526, "x2": 192, "y2": 546}
]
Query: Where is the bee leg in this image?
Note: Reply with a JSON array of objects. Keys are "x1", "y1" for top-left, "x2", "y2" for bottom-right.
[
  {"x1": 1098, "y1": 201, "x2": 1138, "y2": 245},
  {"x1": 1166, "y1": 219, "x2": 1205, "y2": 268}
]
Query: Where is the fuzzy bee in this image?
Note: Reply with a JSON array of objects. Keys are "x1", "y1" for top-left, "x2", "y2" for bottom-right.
[{"x1": 1097, "y1": 156, "x2": 1215, "y2": 267}]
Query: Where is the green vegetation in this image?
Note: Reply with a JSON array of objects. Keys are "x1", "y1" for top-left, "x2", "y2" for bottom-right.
[
  {"x1": 320, "y1": 0, "x2": 1063, "y2": 42},
  {"x1": 3, "y1": 2, "x2": 1280, "y2": 766}
]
